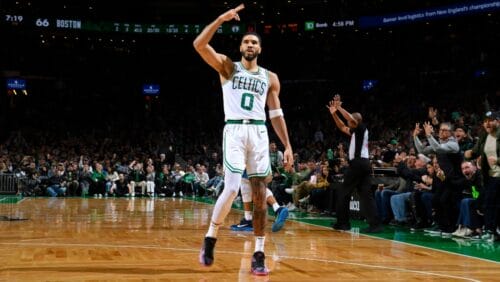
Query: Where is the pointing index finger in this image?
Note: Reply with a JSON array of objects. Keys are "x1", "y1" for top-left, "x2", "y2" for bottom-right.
[{"x1": 234, "y1": 3, "x2": 245, "y2": 12}]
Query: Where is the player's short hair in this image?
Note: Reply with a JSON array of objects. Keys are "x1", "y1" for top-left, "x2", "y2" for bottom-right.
[{"x1": 241, "y1": 32, "x2": 262, "y2": 45}]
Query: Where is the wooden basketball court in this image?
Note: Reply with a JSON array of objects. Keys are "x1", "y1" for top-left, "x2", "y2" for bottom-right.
[{"x1": 0, "y1": 197, "x2": 498, "y2": 281}]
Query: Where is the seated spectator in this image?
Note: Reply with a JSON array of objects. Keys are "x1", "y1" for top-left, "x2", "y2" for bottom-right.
[
  {"x1": 374, "y1": 174, "x2": 406, "y2": 224},
  {"x1": 193, "y1": 164, "x2": 209, "y2": 197},
  {"x1": 65, "y1": 162, "x2": 79, "y2": 196},
  {"x1": 171, "y1": 163, "x2": 185, "y2": 197},
  {"x1": 288, "y1": 164, "x2": 329, "y2": 211},
  {"x1": 46, "y1": 163, "x2": 67, "y2": 197},
  {"x1": 19, "y1": 160, "x2": 43, "y2": 196},
  {"x1": 156, "y1": 164, "x2": 174, "y2": 197},
  {"x1": 106, "y1": 166, "x2": 120, "y2": 196},
  {"x1": 269, "y1": 165, "x2": 296, "y2": 207},
  {"x1": 145, "y1": 164, "x2": 156, "y2": 197},
  {"x1": 78, "y1": 163, "x2": 93, "y2": 197},
  {"x1": 452, "y1": 161, "x2": 483, "y2": 237},
  {"x1": 408, "y1": 159, "x2": 436, "y2": 229},
  {"x1": 114, "y1": 173, "x2": 130, "y2": 197},
  {"x1": 309, "y1": 165, "x2": 333, "y2": 213},
  {"x1": 206, "y1": 163, "x2": 223, "y2": 188},
  {"x1": 389, "y1": 153, "x2": 428, "y2": 226},
  {"x1": 129, "y1": 160, "x2": 146, "y2": 197},
  {"x1": 90, "y1": 162, "x2": 107, "y2": 198},
  {"x1": 179, "y1": 165, "x2": 195, "y2": 197}
]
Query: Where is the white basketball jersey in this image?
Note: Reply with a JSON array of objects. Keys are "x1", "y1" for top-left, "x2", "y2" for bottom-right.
[{"x1": 222, "y1": 62, "x2": 270, "y2": 121}]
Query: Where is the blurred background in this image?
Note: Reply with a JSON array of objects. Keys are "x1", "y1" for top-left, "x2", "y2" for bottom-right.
[{"x1": 1, "y1": 0, "x2": 499, "y2": 156}]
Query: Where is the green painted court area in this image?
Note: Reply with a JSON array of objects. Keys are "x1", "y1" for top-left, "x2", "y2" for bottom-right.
[
  {"x1": 199, "y1": 197, "x2": 500, "y2": 263},
  {"x1": 0, "y1": 195, "x2": 24, "y2": 204},
  {"x1": 290, "y1": 212, "x2": 500, "y2": 263}
]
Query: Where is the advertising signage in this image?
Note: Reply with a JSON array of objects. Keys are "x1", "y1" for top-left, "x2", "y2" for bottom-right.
[
  {"x1": 304, "y1": 20, "x2": 356, "y2": 31},
  {"x1": 360, "y1": 0, "x2": 500, "y2": 28}
]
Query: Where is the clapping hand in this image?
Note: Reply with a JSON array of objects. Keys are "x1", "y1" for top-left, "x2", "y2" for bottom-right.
[
  {"x1": 326, "y1": 100, "x2": 338, "y2": 114},
  {"x1": 422, "y1": 121, "x2": 434, "y2": 137},
  {"x1": 413, "y1": 123, "x2": 422, "y2": 137},
  {"x1": 333, "y1": 94, "x2": 342, "y2": 108},
  {"x1": 326, "y1": 94, "x2": 342, "y2": 114},
  {"x1": 436, "y1": 168, "x2": 446, "y2": 181}
]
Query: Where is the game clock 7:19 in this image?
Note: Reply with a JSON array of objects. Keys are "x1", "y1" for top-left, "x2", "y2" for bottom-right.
[{"x1": 5, "y1": 14, "x2": 24, "y2": 23}]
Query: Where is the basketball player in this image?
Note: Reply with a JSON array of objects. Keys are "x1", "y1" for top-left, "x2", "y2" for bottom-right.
[
  {"x1": 194, "y1": 4, "x2": 293, "y2": 276},
  {"x1": 230, "y1": 171, "x2": 289, "y2": 233}
]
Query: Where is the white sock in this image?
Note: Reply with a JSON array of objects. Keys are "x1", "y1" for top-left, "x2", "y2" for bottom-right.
[
  {"x1": 254, "y1": 236, "x2": 265, "y2": 253},
  {"x1": 272, "y1": 203, "x2": 280, "y2": 212},
  {"x1": 245, "y1": 211, "x2": 253, "y2": 221},
  {"x1": 206, "y1": 221, "x2": 220, "y2": 238}
]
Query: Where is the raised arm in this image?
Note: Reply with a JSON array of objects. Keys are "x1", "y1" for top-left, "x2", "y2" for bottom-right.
[
  {"x1": 413, "y1": 122, "x2": 434, "y2": 155},
  {"x1": 266, "y1": 72, "x2": 293, "y2": 168},
  {"x1": 423, "y1": 121, "x2": 459, "y2": 154},
  {"x1": 193, "y1": 4, "x2": 244, "y2": 79},
  {"x1": 326, "y1": 96, "x2": 351, "y2": 136},
  {"x1": 337, "y1": 108, "x2": 357, "y2": 128}
]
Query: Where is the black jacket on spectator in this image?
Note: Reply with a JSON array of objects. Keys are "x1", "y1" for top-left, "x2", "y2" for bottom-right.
[{"x1": 396, "y1": 162, "x2": 427, "y2": 193}]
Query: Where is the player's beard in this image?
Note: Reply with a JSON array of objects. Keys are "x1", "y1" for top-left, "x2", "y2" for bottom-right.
[{"x1": 241, "y1": 50, "x2": 259, "y2": 61}]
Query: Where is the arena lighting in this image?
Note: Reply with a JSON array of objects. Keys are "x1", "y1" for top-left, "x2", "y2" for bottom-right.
[
  {"x1": 474, "y1": 69, "x2": 487, "y2": 77},
  {"x1": 142, "y1": 84, "x2": 160, "y2": 96},
  {"x1": 362, "y1": 80, "x2": 378, "y2": 91},
  {"x1": 7, "y1": 78, "x2": 26, "y2": 90}
]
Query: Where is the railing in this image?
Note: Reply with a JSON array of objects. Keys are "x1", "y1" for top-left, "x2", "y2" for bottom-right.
[{"x1": 0, "y1": 173, "x2": 19, "y2": 194}]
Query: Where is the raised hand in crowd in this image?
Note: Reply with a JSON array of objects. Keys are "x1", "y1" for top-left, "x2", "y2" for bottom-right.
[
  {"x1": 393, "y1": 153, "x2": 404, "y2": 165},
  {"x1": 413, "y1": 123, "x2": 422, "y2": 138},
  {"x1": 422, "y1": 121, "x2": 434, "y2": 137},
  {"x1": 428, "y1": 107, "x2": 439, "y2": 125}
]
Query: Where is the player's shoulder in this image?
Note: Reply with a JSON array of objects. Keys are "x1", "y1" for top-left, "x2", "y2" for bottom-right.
[
  {"x1": 264, "y1": 69, "x2": 278, "y2": 80},
  {"x1": 266, "y1": 71, "x2": 280, "y2": 88}
]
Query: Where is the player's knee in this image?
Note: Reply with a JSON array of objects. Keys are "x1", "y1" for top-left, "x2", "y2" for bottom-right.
[
  {"x1": 249, "y1": 177, "x2": 266, "y2": 188},
  {"x1": 220, "y1": 186, "x2": 238, "y2": 199},
  {"x1": 241, "y1": 186, "x2": 253, "y2": 202},
  {"x1": 241, "y1": 178, "x2": 250, "y2": 186}
]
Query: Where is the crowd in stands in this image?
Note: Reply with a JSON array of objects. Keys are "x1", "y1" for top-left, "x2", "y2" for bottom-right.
[{"x1": 1, "y1": 102, "x2": 498, "y2": 242}]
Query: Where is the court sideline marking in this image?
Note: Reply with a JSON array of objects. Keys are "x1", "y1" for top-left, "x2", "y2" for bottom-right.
[{"x1": 0, "y1": 241, "x2": 482, "y2": 282}]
